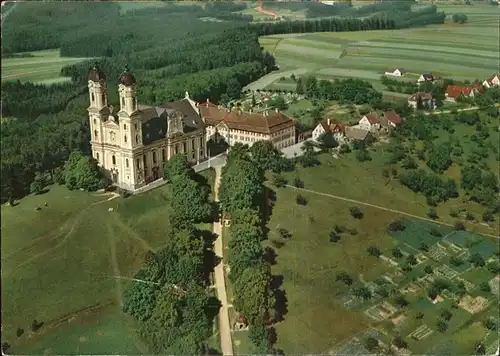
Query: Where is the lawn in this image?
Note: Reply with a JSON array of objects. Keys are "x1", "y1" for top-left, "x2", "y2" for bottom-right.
[
  {"x1": 1, "y1": 49, "x2": 92, "y2": 84},
  {"x1": 1, "y1": 170, "x2": 215, "y2": 352},
  {"x1": 256, "y1": 4, "x2": 497, "y2": 91}
]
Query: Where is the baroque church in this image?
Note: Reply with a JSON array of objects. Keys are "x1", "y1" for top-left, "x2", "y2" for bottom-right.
[{"x1": 87, "y1": 64, "x2": 296, "y2": 191}]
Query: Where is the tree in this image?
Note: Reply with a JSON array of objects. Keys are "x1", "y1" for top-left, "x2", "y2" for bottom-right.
[
  {"x1": 424, "y1": 265, "x2": 433, "y2": 274},
  {"x1": 122, "y1": 275, "x2": 161, "y2": 322},
  {"x1": 170, "y1": 178, "x2": 212, "y2": 223},
  {"x1": 454, "y1": 221, "x2": 466, "y2": 231},
  {"x1": 474, "y1": 341, "x2": 486, "y2": 355},
  {"x1": 335, "y1": 271, "x2": 353, "y2": 286},
  {"x1": 228, "y1": 225, "x2": 264, "y2": 281},
  {"x1": 163, "y1": 153, "x2": 191, "y2": 182},
  {"x1": 388, "y1": 220, "x2": 406, "y2": 232},
  {"x1": 63, "y1": 151, "x2": 105, "y2": 191},
  {"x1": 392, "y1": 335, "x2": 408, "y2": 349},
  {"x1": 272, "y1": 173, "x2": 287, "y2": 188},
  {"x1": 420, "y1": 242, "x2": 429, "y2": 252},
  {"x1": 416, "y1": 312, "x2": 424, "y2": 320},
  {"x1": 483, "y1": 317, "x2": 497, "y2": 331},
  {"x1": 296, "y1": 194, "x2": 307, "y2": 206},
  {"x1": 482, "y1": 210, "x2": 494, "y2": 222},
  {"x1": 30, "y1": 179, "x2": 44, "y2": 195},
  {"x1": 249, "y1": 324, "x2": 270, "y2": 354},
  {"x1": 233, "y1": 266, "x2": 274, "y2": 326},
  {"x1": 329, "y1": 230, "x2": 341, "y2": 243},
  {"x1": 436, "y1": 320, "x2": 448, "y2": 333},
  {"x1": 317, "y1": 132, "x2": 338, "y2": 150},
  {"x1": 364, "y1": 337, "x2": 379, "y2": 352},
  {"x1": 227, "y1": 77, "x2": 242, "y2": 100},
  {"x1": 355, "y1": 149, "x2": 372, "y2": 162},
  {"x1": 339, "y1": 143, "x2": 351, "y2": 154},
  {"x1": 440, "y1": 309, "x2": 452, "y2": 321},
  {"x1": 349, "y1": 206, "x2": 364, "y2": 219},
  {"x1": 479, "y1": 281, "x2": 491, "y2": 293},
  {"x1": 295, "y1": 77, "x2": 304, "y2": 94},
  {"x1": 427, "y1": 208, "x2": 438, "y2": 220},
  {"x1": 250, "y1": 140, "x2": 281, "y2": 172},
  {"x1": 352, "y1": 286, "x2": 372, "y2": 300},
  {"x1": 487, "y1": 261, "x2": 499, "y2": 274},
  {"x1": 452, "y1": 13, "x2": 468, "y2": 24},
  {"x1": 367, "y1": 246, "x2": 381, "y2": 257},
  {"x1": 394, "y1": 294, "x2": 409, "y2": 307},
  {"x1": 272, "y1": 96, "x2": 288, "y2": 111},
  {"x1": 392, "y1": 248, "x2": 403, "y2": 259},
  {"x1": 469, "y1": 253, "x2": 485, "y2": 267}
]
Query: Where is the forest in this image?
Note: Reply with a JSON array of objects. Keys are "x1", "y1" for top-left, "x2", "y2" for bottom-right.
[{"x1": 1, "y1": 0, "x2": 448, "y2": 201}]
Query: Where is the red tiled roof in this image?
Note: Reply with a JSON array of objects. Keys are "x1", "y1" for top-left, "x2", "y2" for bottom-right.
[
  {"x1": 364, "y1": 113, "x2": 379, "y2": 124},
  {"x1": 485, "y1": 74, "x2": 499, "y2": 85},
  {"x1": 383, "y1": 111, "x2": 401, "y2": 125},
  {"x1": 446, "y1": 84, "x2": 483, "y2": 98},
  {"x1": 320, "y1": 119, "x2": 345, "y2": 133}
]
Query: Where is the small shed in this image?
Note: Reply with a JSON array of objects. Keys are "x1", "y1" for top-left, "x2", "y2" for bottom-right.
[
  {"x1": 222, "y1": 212, "x2": 232, "y2": 227},
  {"x1": 234, "y1": 313, "x2": 248, "y2": 331}
]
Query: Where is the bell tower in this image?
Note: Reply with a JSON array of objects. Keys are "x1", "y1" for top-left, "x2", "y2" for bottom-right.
[
  {"x1": 118, "y1": 65, "x2": 138, "y2": 115},
  {"x1": 87, "y1": 62, "x2": 109, "y2": 165},
  {"x1": 117, "y1": 65, "x2": 142, "y2": 150}
]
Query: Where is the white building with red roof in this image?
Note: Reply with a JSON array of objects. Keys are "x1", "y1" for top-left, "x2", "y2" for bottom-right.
[
  {"x1": 482, "y1": 74, "x2": 500, "y2": 88},
  {"x1": 445, "y1": 84, "x2": 483, "y2": 102}
]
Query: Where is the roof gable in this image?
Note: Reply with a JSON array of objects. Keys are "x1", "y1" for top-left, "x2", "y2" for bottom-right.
[{"x1": 383, "y1": 111, "x2": 401, "y2": 125}]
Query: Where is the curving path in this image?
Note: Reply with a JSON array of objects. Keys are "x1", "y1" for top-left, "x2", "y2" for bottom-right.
[{"x1": 213, "y1": 167, "x2": 234, "y2": 355}]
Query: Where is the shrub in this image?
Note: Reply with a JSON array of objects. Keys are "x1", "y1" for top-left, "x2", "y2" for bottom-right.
[
  {"x1": 424, "y1": 265, "x2": 433, "y2": 274},
  {"x1": 339, "y1": 144, "x2": 351, "y2": 154},
  {"x1": 349, "y1": 228, "x2": 358, "y2": 235},
  {"x1": 16, "y1": 328, "x2": 24, "y2": 337},
  {"x1": 388, "y1": 219, "x2": 406, "y2": 232},
  {"x1": 334, "y1": 224, "x2": 346, "y2": 233},
  {"x1": 272, "y1": 173, "x2": 287, "y2": 188},
  {"x1": 479, "y1": 281, "x2": 491, "y2": 292},
  {"x1": 429, "y1": 227, "x2": 442, "y2": 237},
  {"x1": 427, "y1": 208, "x2": 438, "y2": 219},
  {"x1": 329, "y1": 231, "x2": 341, "y2": 243},
  {"x1": 367, "y1": 245, "x2": 381, "y2": 257},
  {"x1": 293, "y1": 177, "x2": 304, "y2": 188},
  {"x1": 296, "y1": 194, "x2": 307, "y2": 206},
  {"x1": 454, "y1": 221, "x2": 466, "y2": 231},
  {"x1": 349, "y1": 206, "x2": 364, "y2": 219}
]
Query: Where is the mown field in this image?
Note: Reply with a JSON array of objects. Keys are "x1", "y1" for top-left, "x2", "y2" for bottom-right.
[
  {"x1": 258, "y1": 4, "x2": 497, "y2": 93},
  {"x1": 1, "y1": 170, "x2": 214, "y2": 353},
  {"x1": 1, "y1": 49, "x2": 91, "y2": 84}
]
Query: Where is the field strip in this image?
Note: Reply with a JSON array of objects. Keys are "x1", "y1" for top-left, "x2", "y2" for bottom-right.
[
  {"x1": 243, "y1": 68, "x2": 310, "y2": 91},
  {"x1": 285, "y1": 185, "x2": 500, "y2": 240},
  {"x1": 2, "y1": 68, "x2": 63, "y2": 79},
  {"x1": 277, "y1": 42, "x2": 343, "y2": 59}
]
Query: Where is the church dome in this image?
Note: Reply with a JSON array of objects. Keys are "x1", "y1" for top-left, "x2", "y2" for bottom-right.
[
  {"x1": 87, "y1": 62, "x2": 106, "y2": 82},
  {"x1": 119, "y1": 65, "x2": 136, "y2": 86}
]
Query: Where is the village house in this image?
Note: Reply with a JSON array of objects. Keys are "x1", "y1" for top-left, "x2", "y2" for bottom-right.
[
  {"x1": 417, "y1": 73, "x2": 436, "y2": 84},
  {"x1": 445, "y1": 84, "x2": 483, "y2": 102},
  {"x1": 312, "y1": 118, "x2": 346, "y2": 143},
  {"x1": 408, "y1": 92, "x2": 436, "y2": 109},
  {"x1": 357, "y1": 113, "x2": 380, "y2": 132},
  {"x1": 198, "y1": 99, "x2": 296, "y2": 150},
  {"x1": 384, "y1": 68, "x2": 406, "y2": 77},
  {"x1": 345, "y1": 126, "x2": 374, "y2": 144},
  {"x1": 483, "y1": 74, "x2": 500, "y2": 88}
]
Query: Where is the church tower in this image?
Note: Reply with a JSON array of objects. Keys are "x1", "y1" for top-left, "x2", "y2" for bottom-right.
[
  {"x1": 87, "y1": 62, "x2": 109, "y2": 165},
  {"x1": 117, "y1": 65, "x2": 142, "y2": 150}
]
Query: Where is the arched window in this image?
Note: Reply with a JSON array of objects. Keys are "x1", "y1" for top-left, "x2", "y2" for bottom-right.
[
  {"x1": 133, "y1": 97, "x2": 137, "y2": 110},
  {"x1": 94, "y1": 130, "x2": 98, "y2": 138},
  {"x1": 162, "y1": 148, "x2": 166, "y2": 161},
  {"x1": 112, "y1": 155, "x2": 116, "y2": 165},
  {"x1": 93, "y1": 119, "x2": 96, "y2": 125},
  {"x1": 152, "y1": 151, "x2": 157, "y2": 164},
  {"x1": 135, "y1": 134, "x2": 139, "y2": 144},
  {"x1": 91, "y1": 92, "x2": 95, "y2": 103},
  {"x1": 101, "y1": 93, "x2": 105, "y2": 105},
  {"x1": 126, "y1": 159, "x2": 129, "y2": 168},
  {"x1": 124, "y1": 124, "x2": 127, "y2": 130},
  {"x1": 136, "y1": 159, "x2": 140, "y2": 169},
  {"x1": 121, "y1": 97, "x2": 125, "y2": 107},
  {"x1": 96, "y1": 152, "x2": 100, "y2": 161},
  {"x1": 124, "y1": 135, "x2": 127, "y2": 143}
]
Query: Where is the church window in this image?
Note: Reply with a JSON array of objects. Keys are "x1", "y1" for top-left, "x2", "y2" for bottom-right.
[
  {"x1": 136, "y1": 159, "x2": 140, "y2": 169},
  {"x1": 126, "y1": 159, "x2": 129, "y2": 168},
  {"x1": 124, "y1": 135, "x2": 127, "y2": 143},
  {"x1": 153, "y1": 151, "x2": 157, "y2": 164},
  {"x1": 91, "y1": 93, "x2": 95, "y2": 103},
  {"x1": 192, "y1": 138, "x2": 195, "y2": 150},
  {"x1": 133, "y1": 97, "x2": 137, "y2": 110},
  {"x1": 134, "y1": 123, "x2": 137, "y2": 130},
  {"x1": 96, "y1": 152, "x2": 100, "y2": 161},
  {"x1": 112, "y1": 155, "x2": 116, "y2": 165},
  {"x1": 183, "y1": 142, "x2": 187, "y2": 153},
  {"x1": 124, "y1": 124, "x2": 127, "y2": 130},
  {"x1": 135, "y1": 134, "x2": 139, "y2": 144},
  {"x1": 143, "y1": 155, "x2": 147, "y2": 168},
  {"x1": 162, "y1": 149, "x2": 166, "y2": 161},
  {"x1": 94, "y1": 130, "x2": 98, "y2": 138},
  {"x1": 93, "y1": 119, "x2": 96, "y2": 125},
  {"x1": 121, "y1": 97, "x2": 125, "y2": 107}
]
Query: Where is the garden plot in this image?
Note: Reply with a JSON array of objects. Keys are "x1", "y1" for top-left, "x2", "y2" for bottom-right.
[
  {"x1": 364, "y1": 301, "x2": 398, "y2": 321},
  {"x1": 313, "y1": 67, "x2": 382, "y2": 81},
  {"x1": 428, "y1": 244, "x2": 449, "y2": 260},
  {"x1": 408, "y1": 324, "x2": 434, "y2": 341},
  {"x1": 459, "y1": 295, "x2": 490, "y2": 314},
  {"x1": 434, "y1": 265, "x2": 459, "y2": 280},
  {"x1": 488, "y1": 276, "x2": 499, "y2": 296}
]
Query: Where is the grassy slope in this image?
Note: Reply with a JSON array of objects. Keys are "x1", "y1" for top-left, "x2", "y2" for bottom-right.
[
  {"x1": 2, "y1": 170, "x2": 214, "y2": 352},
  {"x1": 258, "y1": 4, "x2": 497, "y2": 91},
  {"x1": 1, "y1": 49, "x2": 92, "y2": 84}
]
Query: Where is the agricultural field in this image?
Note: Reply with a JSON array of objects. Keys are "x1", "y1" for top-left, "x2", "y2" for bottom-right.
[
  {"x1": 257, "y1": 4, "x2": 497, "y2": 93},
  {"x1": 1, "y1": 49, "x2": 91, "y2": 84},
  {"x1": 264, "y1": 178, "x2": 499, "y2": 355},
  {"x1": 1, "y1": 170, "x2": 214, "y2": 353}
]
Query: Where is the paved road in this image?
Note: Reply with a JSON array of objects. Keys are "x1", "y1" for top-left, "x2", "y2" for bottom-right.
[
  {"x1": 212, "y1": 167, "x2": 234, "y2": 356},
  {"x1": 280, "y1": 138, "x2": 320, "y2": 158},
  {"x1": 286, "y1": 185, "x2": 500, "y2": 240}
]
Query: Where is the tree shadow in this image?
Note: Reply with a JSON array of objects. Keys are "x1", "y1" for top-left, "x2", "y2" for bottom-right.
[
  {"x1": 205, "y1": 295, "x2": 222, "y2": 320},
  {"x1": 273, "y1": 289, "x2": 288, "y2": 323},
  {"x1": 205, "y1": 347, "x2": 222, "y2": 356},
  {"x1": 270, "y1": 275, "x2": 283, "y2": 290},
  {"x1": 263, "y1": 246, "x2": 278, "y2": 266},
  {"x1": 35, "y1": 188, "x2": 50, "y2": 195},
  {"x1": 261, "y1": 186, "x2": 276, "y2": 239}
]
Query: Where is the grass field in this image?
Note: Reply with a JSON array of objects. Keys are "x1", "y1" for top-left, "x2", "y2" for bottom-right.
[
  {"x1": 1, "y1": 49, "x2": 91, "y2": 84},
  {"x1": 1, "y1": 171, "x2": 214, "y2": 353},
  {"x1": 258, "y1": 4, "x2": 498, "y2": 93}
]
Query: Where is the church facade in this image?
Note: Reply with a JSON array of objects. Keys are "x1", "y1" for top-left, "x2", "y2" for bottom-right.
[{"x1": 87, "y1": 64, "x2": 296, "y2": 191}]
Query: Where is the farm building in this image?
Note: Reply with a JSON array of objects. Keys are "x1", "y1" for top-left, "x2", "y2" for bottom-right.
[
  {"x1": 384, "y1": 68, "x2": 406, "y2": 77},
  {"x1": 408, "y1": 92, "x2": 436, "y2": 109},
  {"x1": 417, "y1": 73, "x2": 437, "y2": 83},
  {"x1": 445, "y1": 84, "x2": 483, "y2": 102},
  {"x1": 345, "y1": 126, "x2": 374, "y2": 143},
  {"x1": 483, "y1": 74, "x2": 500, "y2": 88}
]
